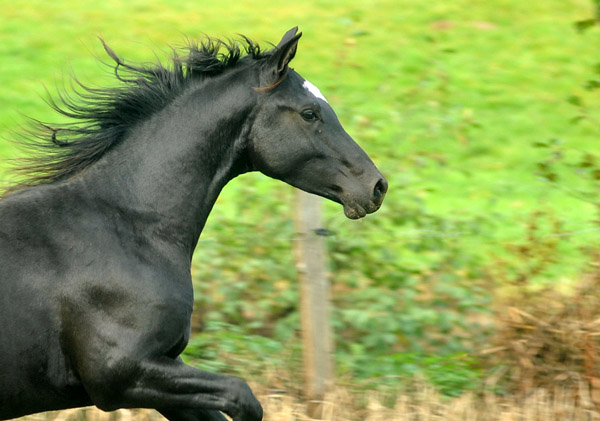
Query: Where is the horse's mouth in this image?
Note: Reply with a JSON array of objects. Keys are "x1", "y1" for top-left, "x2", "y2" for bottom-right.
[
  {"x1": 342, "y1": 199, "x2": 382, "y2": 220},
  {"x1": 314, "y1": 182, "x2": 387, "y2": 220}
]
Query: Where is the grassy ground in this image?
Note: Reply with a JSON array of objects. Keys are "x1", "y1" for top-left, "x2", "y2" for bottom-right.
[{"x1": 2, "y1": 0, "x2": 600, "y2": 418}]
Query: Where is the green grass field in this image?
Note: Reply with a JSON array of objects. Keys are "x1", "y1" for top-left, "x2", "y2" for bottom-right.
[
  {"x1": 2, "y1": 0, "x2": 598, "y2": 250},
  {"x1": 2, "y1": 0, "x2": 600, "y2": 400}
]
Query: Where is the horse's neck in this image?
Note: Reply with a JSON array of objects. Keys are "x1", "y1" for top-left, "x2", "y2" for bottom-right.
[{"x1": 79, "y1": 77, "x2": 255, "y2": 257}]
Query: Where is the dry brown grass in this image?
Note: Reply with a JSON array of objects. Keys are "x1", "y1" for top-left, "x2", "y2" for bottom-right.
[
  {"x1": 14, "y1": 382, "x2": 600, "y2": 421},
  {"x1": 483, "y1": 269, "x2": 600, "y2": 403}
]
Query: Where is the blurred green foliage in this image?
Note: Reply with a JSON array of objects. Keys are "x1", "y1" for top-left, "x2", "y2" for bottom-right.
[{"x1": 1, "y1": 0, "x2": 600, "y2": 397}]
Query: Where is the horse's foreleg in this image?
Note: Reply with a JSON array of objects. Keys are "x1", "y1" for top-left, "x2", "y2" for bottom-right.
[
  {"x1": 156, "y1": 357, "x2": 229, "y2": 421},
  {"x1": 82, "y1": 357, "x2": 262, "y2": 421}
]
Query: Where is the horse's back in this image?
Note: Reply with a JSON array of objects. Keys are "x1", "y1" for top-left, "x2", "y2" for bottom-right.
[{"x1": 0, "y1": 186, "x2": 70, "y2": 297}]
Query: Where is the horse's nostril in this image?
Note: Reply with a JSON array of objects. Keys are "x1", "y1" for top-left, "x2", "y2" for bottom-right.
[{"x1": 373, "y1": 178, "x2": 388, "y2": 198}]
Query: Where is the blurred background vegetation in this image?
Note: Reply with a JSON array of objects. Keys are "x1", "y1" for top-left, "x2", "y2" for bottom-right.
[{"x1": 2, "y1": 0, "x2": 600, "y2": 412}]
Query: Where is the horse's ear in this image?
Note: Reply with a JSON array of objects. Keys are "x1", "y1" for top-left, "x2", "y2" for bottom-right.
[
  {"x1": 262, "y1": 27, "x2": 302, "y2": 86},
  {"x1": 274, "y1": 27, "x2": 302, "y2": 72}
]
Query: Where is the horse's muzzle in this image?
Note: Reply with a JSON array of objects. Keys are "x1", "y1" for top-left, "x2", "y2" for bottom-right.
[{"x1": 341, "y1": 175, "x2": 388, "y2": 220}]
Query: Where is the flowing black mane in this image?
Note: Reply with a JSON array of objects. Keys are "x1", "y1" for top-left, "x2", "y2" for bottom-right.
[{"x1": 7, "y1": 35, "x2": 270, "y2": 193}]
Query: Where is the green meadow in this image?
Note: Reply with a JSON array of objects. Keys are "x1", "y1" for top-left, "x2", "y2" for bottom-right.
[{"x1": 2, "y1": 0, "x2": 600, "y2": 397}]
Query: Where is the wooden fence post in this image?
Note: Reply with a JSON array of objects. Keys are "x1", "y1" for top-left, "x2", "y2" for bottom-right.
[{"x1": 294, "y1": 190, "x2": 333, "y2": 418}]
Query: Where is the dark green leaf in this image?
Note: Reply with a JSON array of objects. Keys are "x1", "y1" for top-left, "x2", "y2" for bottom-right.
[
  {"x1": 567, "y1": 95, "x2": 583, "y2": 106},
  {"x1": 575, "y1": 19, "x2": 597, "y2": 32}
]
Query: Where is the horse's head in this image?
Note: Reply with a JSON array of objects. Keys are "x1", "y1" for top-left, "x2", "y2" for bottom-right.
[{"x1": 247, "y1": 27, "x2": 387, "y2": 219}]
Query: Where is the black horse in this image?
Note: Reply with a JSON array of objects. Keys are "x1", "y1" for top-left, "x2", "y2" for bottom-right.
[{"x1": 0, "y1": 28, "x2": 386, "y2": 421}]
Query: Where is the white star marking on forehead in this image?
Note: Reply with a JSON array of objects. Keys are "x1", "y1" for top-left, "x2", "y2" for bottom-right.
[{"x1": 303, "y1": 80, "x2": 328, "y2": 103}]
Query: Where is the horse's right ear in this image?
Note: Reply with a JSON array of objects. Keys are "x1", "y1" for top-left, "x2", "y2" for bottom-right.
[{"x1": 261, "y1": 27, "x2": 302, "y2": 87}]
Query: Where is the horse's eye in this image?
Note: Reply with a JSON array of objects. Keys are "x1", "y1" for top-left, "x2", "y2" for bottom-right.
[{"x1": 301, "y1": 109, "x2": 318, "y2": 121}]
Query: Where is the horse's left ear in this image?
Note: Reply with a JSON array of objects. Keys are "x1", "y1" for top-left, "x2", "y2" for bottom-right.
[{"x1": 262, "y1": 27, "x2": 302, "y2": 86}]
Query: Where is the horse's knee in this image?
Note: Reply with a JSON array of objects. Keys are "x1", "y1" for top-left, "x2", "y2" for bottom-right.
[{"x1": 79, "y1": 358, "x2": 137, "y2": 411}]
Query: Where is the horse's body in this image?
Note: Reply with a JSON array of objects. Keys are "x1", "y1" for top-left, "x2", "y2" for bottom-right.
[{"x1": 0, "y1": 28, "x2": 386, "y2": 421}]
